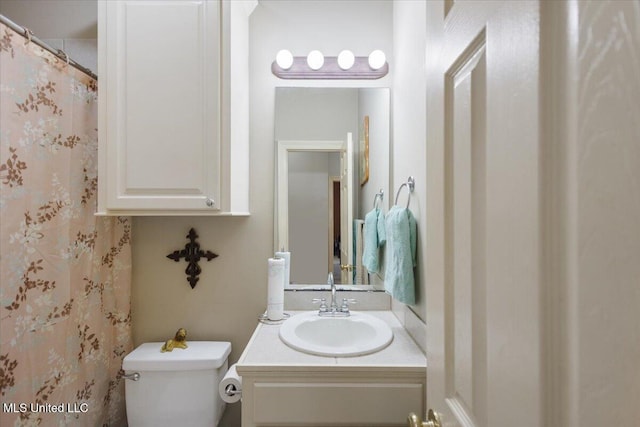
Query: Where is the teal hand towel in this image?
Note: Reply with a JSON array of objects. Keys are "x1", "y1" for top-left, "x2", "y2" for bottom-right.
[
  {"x1": 362, "y1": 208, "x2": 386, "y2": 273},
  {"x1": 384, "y1": 205, "x2": 417, "y2": 304}
]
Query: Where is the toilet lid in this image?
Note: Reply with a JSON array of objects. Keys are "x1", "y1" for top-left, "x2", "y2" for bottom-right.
[{"x1": 123, "y1": 341, "x2": 231, "y2": 371}]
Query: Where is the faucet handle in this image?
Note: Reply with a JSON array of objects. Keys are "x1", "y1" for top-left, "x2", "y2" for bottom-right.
[
  {"x1": 312, "y1": 298, "x2": 328, "y2": 312},
  {"x1": 340, "y1": 298, "x2": 357, "y2": 312}
]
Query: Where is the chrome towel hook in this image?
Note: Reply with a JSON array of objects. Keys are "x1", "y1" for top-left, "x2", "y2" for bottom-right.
[
  {"x1": 373, "y1": 189, "x2": 384, "y2": 209},
  {"x1": 394, "y1": 176, "x2": 415, "y2": 209}
]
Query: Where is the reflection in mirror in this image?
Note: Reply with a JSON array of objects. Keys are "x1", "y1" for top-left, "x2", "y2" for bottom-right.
[{"x1": 274, "y1": 88, "x2": 390, "y2": 289}]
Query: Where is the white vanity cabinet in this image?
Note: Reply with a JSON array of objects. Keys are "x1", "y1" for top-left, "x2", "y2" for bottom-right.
[
  {"x1": 97, "y1": 0, "x2": 253, "y2": 215},
  {"x1": 236, "y1": 312, "x2": 426, "y2": 427}
]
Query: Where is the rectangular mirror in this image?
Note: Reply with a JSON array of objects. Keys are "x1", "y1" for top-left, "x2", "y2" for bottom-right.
[{"x1": 274, "y1": 87, "x2": 390, "y2": 289}]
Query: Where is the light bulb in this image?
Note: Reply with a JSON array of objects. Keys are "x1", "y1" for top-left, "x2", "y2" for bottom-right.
[
  {"x1": 337, "y1": 50, "x2": 355, "y2": 70},
  {"x1": 276, "y1": 49, "x2": 294, "y2": 70},
  {"x1": 306, "y1": 50, "x2": 324, "y2": 70},
  {"x1": 368, "y1": 50, "x2": 386, "y2": 70}
]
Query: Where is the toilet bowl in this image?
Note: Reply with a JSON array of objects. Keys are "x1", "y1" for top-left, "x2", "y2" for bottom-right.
[{"x1": 123, "y1": 341, "x2": 231, "y2": 427}]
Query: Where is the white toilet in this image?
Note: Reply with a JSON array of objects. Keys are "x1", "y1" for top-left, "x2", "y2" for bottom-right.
[{"x1": 122, "y1": 341, "x2": 231, "y2": 427}]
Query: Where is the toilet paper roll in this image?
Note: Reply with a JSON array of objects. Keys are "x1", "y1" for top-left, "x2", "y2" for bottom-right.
[
  {"x1": 275, "y1": 251, "x2": 290, "y2": 290},
  {"x1": 267, "y1": 258, "x2": 285, "y2": 320},
  {"x1": 219, "y1": 364, "x2": 242, "y2": 404}
]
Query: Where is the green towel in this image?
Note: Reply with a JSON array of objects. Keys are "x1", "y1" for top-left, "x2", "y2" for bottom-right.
[
  {"x1": 384, "y1": 205, "x2": 417, "y2": 304},
  {"x1": 362, "y1": 208, "x2": 386, "y2": 273}
]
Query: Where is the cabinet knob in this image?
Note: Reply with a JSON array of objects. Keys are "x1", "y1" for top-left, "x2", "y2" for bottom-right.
[{"x1": 206, "y1": 198, "x2": 215, "y2": 207}]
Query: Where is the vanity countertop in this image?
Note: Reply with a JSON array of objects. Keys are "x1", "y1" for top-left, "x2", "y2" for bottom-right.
[{"x1": 236, "y1": 311, "x2": 426, "y2": 375}]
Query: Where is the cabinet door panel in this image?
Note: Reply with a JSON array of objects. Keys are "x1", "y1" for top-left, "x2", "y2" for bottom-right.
[
  {"x1": 253, "y1": 382, "x2": 423, "y2": 425},
  {"x1": 103, "y1": 0, "x2": 220, "y2": 211}
]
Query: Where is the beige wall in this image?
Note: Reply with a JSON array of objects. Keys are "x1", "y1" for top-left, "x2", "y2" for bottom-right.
[
  {"x1": 0, "y1": 0, "x2": 97, "y2": 38},
  {"x1": 392, "y1": 0, "x2": 427, "y2": 320},
  {"x1": 0, "y1": 0, "x2": 98, "y2": 74}
]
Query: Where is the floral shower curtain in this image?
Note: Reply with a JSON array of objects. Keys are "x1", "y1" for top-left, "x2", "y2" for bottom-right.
[{"x1": 0, "y1": 22, "x2": 132, "y2": 426}]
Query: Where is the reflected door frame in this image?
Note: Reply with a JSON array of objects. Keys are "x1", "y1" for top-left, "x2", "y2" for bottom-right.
[{"x1": 275, "y1": 139, "x2": 346, "y2": 283}]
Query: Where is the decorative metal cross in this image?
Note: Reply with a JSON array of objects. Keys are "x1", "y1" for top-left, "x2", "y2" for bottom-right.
[{"x1": 166, "y1": 228, "x2": 218, "y2": 289}]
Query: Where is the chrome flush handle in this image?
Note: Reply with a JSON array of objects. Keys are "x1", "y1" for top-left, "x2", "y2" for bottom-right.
[{"x1": 122, "y1": 372, "x2": 140, "y2": 381}]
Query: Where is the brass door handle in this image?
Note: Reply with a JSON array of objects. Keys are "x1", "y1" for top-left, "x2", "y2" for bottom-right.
[
  {"x1": 407, "y1": 409, "x2": 442, "y2": 427},
  {"x1": 340, "y1": 264, "x2": 354, "y2": 271}
]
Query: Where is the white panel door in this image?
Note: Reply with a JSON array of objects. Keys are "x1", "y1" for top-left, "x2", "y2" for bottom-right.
[
  {"x1": 101, "y1": 0, "x2": 220, "y2": 211},
  {"x1": 425, "y1": 1, "x2": 543, "y2": 426}
]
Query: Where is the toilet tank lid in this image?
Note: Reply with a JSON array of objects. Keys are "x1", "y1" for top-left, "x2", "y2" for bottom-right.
[{"x1": 123, "y1": 341, "x2": 231, "y2": 371}]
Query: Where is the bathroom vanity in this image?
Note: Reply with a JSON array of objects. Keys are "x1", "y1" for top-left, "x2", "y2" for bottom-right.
[{"x1": 236, "y1": 311, "x2": 426, "y2": 427}]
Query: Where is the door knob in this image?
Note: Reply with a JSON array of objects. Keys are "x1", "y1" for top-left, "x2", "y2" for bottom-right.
[
  {"x1": 407, "y1": 409, "x2": 442, "y2": 427},
  {"x1": 340, "y1": 264, "x2": 354, "y2": 271}
]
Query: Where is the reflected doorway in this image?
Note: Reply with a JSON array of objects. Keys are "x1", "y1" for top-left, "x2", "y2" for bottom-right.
[{"x1": 329, "y1": 177, "x2": 342, "y2": 284}]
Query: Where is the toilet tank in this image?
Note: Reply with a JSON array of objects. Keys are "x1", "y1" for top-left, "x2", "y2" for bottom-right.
[{"x1": 123, "y1": 341, "x2": 231, "y2": 427}]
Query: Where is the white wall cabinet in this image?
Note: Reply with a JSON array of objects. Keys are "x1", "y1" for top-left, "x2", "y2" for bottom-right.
[{"x1": 97, "y1": 0, "x2": 253, "y2": 215}]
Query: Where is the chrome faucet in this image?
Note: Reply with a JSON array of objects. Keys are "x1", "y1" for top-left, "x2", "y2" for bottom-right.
[
  {"x1": 328, "y1": 272, "x2": 337, "y2": 311},
  {"x1": 312, "y1": 272, "x2": 355, "y2": 317}
]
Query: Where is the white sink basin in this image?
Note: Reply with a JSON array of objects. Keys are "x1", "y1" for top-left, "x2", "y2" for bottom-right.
[{"x1": 279, "y1": 311, "x2": 393, "y2": 357}]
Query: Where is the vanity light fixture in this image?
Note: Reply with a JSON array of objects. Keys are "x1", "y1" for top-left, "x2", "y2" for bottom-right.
[
  {"x1": 275, "y1": 49, "x2": 294, "y2": 70},
  {"x1": 271, "y1": 49, "x2": 389, "y2": 80},
  {"x1": 306, "y1": 50, "x2": 325, "y2": 70},
  {"x1": 368, "y1": 49, "x2": 386, "y2": 70},
  {"x1": 337, "y1": 49, "x2": 355, "y2": 70}
]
